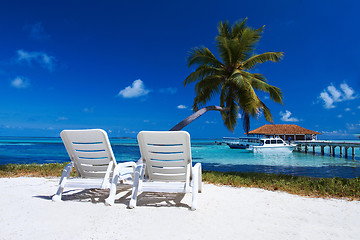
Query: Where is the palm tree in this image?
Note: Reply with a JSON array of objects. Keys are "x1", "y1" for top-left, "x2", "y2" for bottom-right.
[{"x1": 178, "y1": 18, "x2": 283, "y2": 133}]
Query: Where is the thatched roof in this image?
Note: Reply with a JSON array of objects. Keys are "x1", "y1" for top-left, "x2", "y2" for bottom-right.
[{"x1": 247, "y1": 124, "x2": 321, "y2": 135}]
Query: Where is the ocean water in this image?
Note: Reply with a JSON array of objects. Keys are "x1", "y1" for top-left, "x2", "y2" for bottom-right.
[{"x1": 0, "y1": 137, "x2": 360, "y2": 178}]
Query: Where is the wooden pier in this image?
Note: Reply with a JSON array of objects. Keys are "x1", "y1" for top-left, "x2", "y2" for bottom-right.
[{"x1": 294, "y1": 140, "x2": 360, "y2": 159}]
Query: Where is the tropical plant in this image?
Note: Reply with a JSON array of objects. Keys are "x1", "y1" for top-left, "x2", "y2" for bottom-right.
[{"x1": 181, "y1": 18, "x2": 283, "y2": 133}]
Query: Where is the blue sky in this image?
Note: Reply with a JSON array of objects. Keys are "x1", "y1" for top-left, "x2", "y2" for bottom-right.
[{"x1": 0, "y1": 0, "x2": 359, "y2": 139}]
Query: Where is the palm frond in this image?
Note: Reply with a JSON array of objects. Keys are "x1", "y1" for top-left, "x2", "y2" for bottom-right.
[
  {"x1": 243, "y1": 52, "x2": 284, "y2": 70},
  {"x1": 240, "y1": 71, "x2": 283, "y2": 104},
  {"x1": 219, "y1": 85, "x2": 228, "y2": 108},
  {"x1": 237, "y1": 26, "x2": 264, "y2": 61},
  {"x1": 183, "y1": 65, "x2": 223, "y2": 86},
  {"x1": 215, "y1": 36, "x2": 233, "y2": 65},
  {"x1": 266, "y1": 85, "x2": 283, "y2": 104},
  {"x1": 220, "y1": 91, "x2": 239, "y2": 132},
  {"x1": 192, "y1": 75, "x2": 223, "y2": 111},
  {"x1": 231, "y1": 18, "x2": 248, "y2": 39},
  {"x1": 187, "y1": 47, "x2": 223, "y2": 68},
  {"x1": 194, "y1": 75, "x2": 223, "y2": 94},
  {"x1": 252, "y1": 73, "x2": 267, "y2": 82},
  {"x1": 259, "y1": 101, "x2": 273, "y2": 123},
  {"x1": 217, "y1": 21, "x2": 232, "y2": 38},
  {"x1": 230, "y1": 73, "x2": 261, "y2": 112},
  {"x1": 236, "y1": 87, "x2": 260, "y2": 118}
]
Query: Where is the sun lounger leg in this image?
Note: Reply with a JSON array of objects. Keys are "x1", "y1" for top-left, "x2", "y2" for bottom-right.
[
  {"x1": 191, "y1": 163, "x2": 201, "y2": 210},
  {"x1": 104, "y1": 172, "x2": 119, "y2": 206},
  {"x1": 129, "y1": 164, "x2": 143, "y2": 209},
  {"x1": 197, "y1": 163, "x2": 202, "y2": 193},
  {"x1": 52, "y1": 163, "x2": 73, "y2": 202}
]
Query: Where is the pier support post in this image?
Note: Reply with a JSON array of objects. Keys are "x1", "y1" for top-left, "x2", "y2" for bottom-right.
[
  {"x1": 345, "y1": 147, "x2": 348, "y2": 158},
  {"x1": 329, "y1": 146, "x2": 332, "y2": 156},
  {"x1": 352, "y1": 147, "x2": 355, "y2": 160},
  {"x1": 321, "y1": 146, "x2": 324, "y2": 155},
  {"x1": 297, "y1": 144, "x2": 302, "y2": 152},
  {"x1": 332, "y1": 146, "x2": 336, "y2": 157},
  {"x1": 305, "y1": 145, "x2": 308, "y2": 153},
  {"x1": 313, "y1": 145, "x2": 316, "y2": 154},
  {"x1": 339, "y1": 146, "x2": 343, "y2": 158}
]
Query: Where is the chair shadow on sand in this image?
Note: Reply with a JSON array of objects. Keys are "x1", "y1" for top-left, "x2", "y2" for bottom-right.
[{"x1": 34, "y1": 185, "x2": 191, "y2": 210}]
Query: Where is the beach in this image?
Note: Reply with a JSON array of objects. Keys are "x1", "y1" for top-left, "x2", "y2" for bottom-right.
[{"x1": 1, "y1": 177, "x2": 360, "y2": 240}]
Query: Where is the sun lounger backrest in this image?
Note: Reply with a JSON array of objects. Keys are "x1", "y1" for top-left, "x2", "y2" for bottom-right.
[
  {"x1": 60, "y1": 129, "x2": 116, "y2": 178},
  {"x1": 137, "y1": 131, "x2": 192, "y2": 182}
]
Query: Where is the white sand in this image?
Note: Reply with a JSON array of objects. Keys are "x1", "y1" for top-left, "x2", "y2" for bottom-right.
[{"x1": 0, "y1": 177, "x2": 360, "y2": 240}]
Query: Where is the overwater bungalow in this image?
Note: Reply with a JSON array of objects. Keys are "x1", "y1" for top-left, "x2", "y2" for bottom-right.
[{"x1": 246, "y1": 124, "x2": 321, "y2": 141}]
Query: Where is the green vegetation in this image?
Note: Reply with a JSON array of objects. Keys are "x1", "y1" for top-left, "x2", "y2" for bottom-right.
[
  {"x1": 203, "y1": 171, "x2": 360, "y2": 200},
  {"x1": 0, "y1": 163, "x2": 77, "y2": 178},
  {"x1": 1, "y1": 163, "x2": 359, "y2": 200},
  {"x1": 184, "y1": 18, "x2": 284, "y2": 133}
]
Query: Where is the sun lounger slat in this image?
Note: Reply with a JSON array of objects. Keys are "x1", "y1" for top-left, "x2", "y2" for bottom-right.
[
  {"x1": 146, "y1": 145, "x2": 186, "y2": 153},
  {"x1": 147, "y1": 152, "x2": 186, "y2": 160},
  {"x1": 149, "y1": 173, "x2": 186, "y2": 181},
  {"x1": 71, "y1": 142, "x2": 108, "y2": 151},
  {"x1": 75, "y1": 151, "x2": 109, "y2": 159},
  {"x1": 80, "y1": 171, "x2": 108, "y2": 178},
  {"x1": 76, "y1": 158, "x2": 111, "y2": 165},
  {"x1": 149, "y1": 159, "x2": 186, "y2": 167},
  {"x1": 78, "y1": 164, "x2": 109, "y2": 172},
  {"x1": 150, "y1": 166, "x2": 186, "y2": 175}
]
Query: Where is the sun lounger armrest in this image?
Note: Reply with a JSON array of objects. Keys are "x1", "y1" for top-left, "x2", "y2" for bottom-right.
[
  {"x1": 104, "y1": 161, "x2": 138, "y2": 206},
  {"x1": 114, "y1": 161, "x2": 137, "y2": 179},
  {"x1": 102, "y1": 161, "x2": 137, "y2": 189}
]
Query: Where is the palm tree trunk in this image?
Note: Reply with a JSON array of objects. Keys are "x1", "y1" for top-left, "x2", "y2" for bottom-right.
[{"x1": 169, "y1": 105, "x2": 229, "y2": 131}]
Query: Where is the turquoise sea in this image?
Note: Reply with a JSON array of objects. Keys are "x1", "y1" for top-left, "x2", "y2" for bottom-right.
[{"x1": 1, "y1": 137, "x2": 360, "y2": 178}]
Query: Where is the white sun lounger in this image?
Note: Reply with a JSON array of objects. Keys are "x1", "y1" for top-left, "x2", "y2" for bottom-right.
[
  {"x1": 52, "y1": 129, "x2": 136, "y2": 202},
  {"x1": 127, "y1": 131, "x2": 202, "y2": 210}
]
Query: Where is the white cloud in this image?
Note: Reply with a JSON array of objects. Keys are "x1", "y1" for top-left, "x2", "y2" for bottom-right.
[
  {"x1": 327, "y1": 85, "x2": 342, "y2": 102},
  {"x1": 345, "y1": 108, "x2": 351, "y2": 112},
  {"x1": 321, "y1": 130, "x2": 349, "y2": 137},
  {"x1": 319, "y1": 82, "x2": 357, "y2": 109},
  {"x1": 11, "y1": 76, "x2": 30, "y2": 88},
  {"x1": 117, "y1": 79, "x2": 150, "y2": 98},
  {"x1": 16, "y1": 49, "x2": 55, "y2": 71},
  {"x1": 177, "y1": 105, "x2": 187, "y2": 109},
  {"x1": 280, "y1": 110, "x2": 299, "y2": 122},
  {"x1": 83, "y1": 107, "x2": 94, "y2": 113},
  {"x1": 123, "y1": 128, "x2": 136, "y2": 134},
  {"x1": 205, "y1": 121, "x2": 216, "y2": 124},
  {"x1": 56, "y1": 116, "x2": 68, "y2": 121},
  {"x1": 347, "y1": 123, "x2": 360, "y2": 130},
  {"x1": 319, "y1": 91, "x2": 335, "y2": 109},
  {"x1": 237, "y1": 113, "x2": 242, "y2": 119},
  {"x1": 340, "y1": 83, "x2": 355, "y2": 100},
  {"x1": 159, "y1": 88, "x2": 177, "y2": 94},
  {"x1": 358, "y1": 106, "x2": 360, "y2": 109},
  {"x1": 338, "y1": 114, "x2": 343, "y2": 118},
  {"x1": 24, "y1": 22, "x2": 50, "y2": 40}
]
